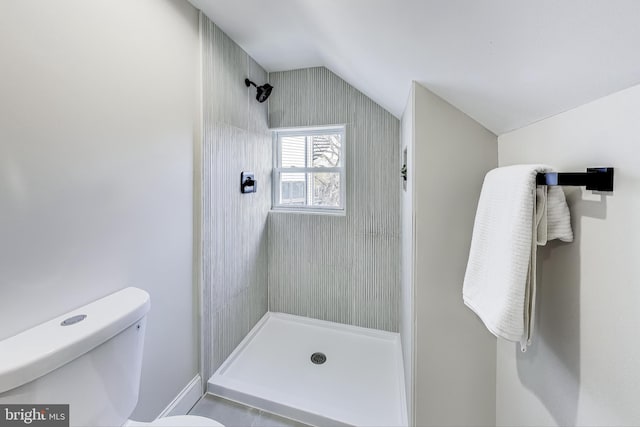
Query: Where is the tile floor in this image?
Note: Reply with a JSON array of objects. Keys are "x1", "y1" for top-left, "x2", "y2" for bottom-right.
[{"x1": 189, "y1": 394, "x2": 313, "y2": 427}]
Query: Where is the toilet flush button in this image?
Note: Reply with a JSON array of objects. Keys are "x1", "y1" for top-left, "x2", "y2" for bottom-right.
[{"x1": 61, "y1": 314, "x2": 87, "y2": 326}]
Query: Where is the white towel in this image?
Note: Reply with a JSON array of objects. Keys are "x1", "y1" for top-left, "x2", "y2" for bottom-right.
[{"x1": 463, "y1": 165, "x2": 573, "y2": 351}]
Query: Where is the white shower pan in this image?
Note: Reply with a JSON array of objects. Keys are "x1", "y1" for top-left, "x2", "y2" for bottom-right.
[{"x1": 207, "y1": 312, "x2": 407, "y2": 427}]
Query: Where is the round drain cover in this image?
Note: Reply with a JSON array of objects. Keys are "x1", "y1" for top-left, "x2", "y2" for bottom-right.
[{"x1": 310, "y1": 352, "x2": 326, "y2": 365}]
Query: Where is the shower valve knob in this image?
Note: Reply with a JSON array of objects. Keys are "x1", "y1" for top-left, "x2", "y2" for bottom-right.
[{"x1": 241, "y1": 172, "x2": 257, "y2": 193}]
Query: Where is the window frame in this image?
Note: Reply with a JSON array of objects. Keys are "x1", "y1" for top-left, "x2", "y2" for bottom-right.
[{"x1": 271, "y1": 125, "x2": 346, "y2": 214}]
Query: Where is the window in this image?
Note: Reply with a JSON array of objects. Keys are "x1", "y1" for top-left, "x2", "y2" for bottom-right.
[{"x1": 272, "y1": 126, "x2": 345, "y2": 212}]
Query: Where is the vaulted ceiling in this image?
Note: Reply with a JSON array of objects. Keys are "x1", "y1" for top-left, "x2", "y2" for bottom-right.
[{"x1": 190, "y1": 0, "x2": 640, "y2": 135}]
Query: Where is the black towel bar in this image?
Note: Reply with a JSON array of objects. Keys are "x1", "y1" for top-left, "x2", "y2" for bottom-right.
[{"x1": 536, "y1": 167, "x2": 614, "y2": 192}]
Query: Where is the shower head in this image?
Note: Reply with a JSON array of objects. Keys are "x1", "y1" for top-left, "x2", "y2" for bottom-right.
[
  {"x1": 256, "y1": 83, "x2": 273, "y2": 103},
  {"x1": 245, "y1": 78, "x2": 273, "y2": 103}
]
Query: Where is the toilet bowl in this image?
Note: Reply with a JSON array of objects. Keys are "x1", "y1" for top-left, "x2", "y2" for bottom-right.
[{"x1": 0, "y1": 288, "x2": 224, "y2": 427}]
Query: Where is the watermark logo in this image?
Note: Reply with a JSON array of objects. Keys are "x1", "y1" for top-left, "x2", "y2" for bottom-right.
[{"x1": 0, "y1": 405, "x2": 68, "y2": 427}]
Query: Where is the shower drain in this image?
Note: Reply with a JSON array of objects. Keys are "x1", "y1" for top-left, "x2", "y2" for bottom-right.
[{"x1": 310, "y1": 352, "x2": 327, "y2": 365}]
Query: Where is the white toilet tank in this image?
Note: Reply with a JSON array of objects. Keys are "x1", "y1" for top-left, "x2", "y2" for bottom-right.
[{"x1": 0, "y1": 287, "x2": 150, "y2": 427}]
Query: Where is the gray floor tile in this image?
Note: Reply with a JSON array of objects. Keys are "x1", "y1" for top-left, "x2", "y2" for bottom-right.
[
  {"x1": 251, "y1": 410, "x2": 310, "y2": 427},
  {"x1": 189, "y1": 394, "x2": 313, "y2": 427},
  {"x1": 189, "y1": 394, "x2": 259, "y2": 427}
]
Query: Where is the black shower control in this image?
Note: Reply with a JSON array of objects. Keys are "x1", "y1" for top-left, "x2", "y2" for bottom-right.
[{"x1": 241, "y1": 172, "x2": 257, "y2": 193}]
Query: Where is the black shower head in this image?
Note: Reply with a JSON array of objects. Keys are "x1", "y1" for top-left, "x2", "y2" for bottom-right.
[
  {"x1": 245, "y1": 78, "x2": 273, "y2": 103},
  {"x1": 256, "y1": 83, "x2": 273, "y2": 103}
]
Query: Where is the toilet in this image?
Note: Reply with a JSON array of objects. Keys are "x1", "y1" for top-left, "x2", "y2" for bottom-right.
[{"x1": 0, "y1": 287, "x2": 223, "y2": 427}]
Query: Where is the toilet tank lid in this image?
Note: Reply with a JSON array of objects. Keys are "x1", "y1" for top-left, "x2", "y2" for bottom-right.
[{"x1": 0, "y1": 287, "x2": 150, "y2": 394}]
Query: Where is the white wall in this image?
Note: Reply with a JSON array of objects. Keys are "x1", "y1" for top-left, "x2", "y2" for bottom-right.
[
  {"x1": 497, "y1": 83, "x2": 640, "y2": 426},
  {"x1": 0, "y1": 0, "x2": 199, "y2": 420},
  {"x1": 400, "y1": 85, "x2": 415, "y2": 425},
  {"x1": 403, "y1": 82, "x2": 498, "y2": 426}
]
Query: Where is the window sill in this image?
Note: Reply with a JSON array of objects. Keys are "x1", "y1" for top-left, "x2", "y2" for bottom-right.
[{"x1": 269, "y1": 208, "x2": 346, "y2": 217}]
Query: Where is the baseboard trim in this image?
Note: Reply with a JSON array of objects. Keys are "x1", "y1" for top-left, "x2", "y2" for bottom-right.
[{"x1": 156, "y1": 375, "x2": 203, "y2": 419}]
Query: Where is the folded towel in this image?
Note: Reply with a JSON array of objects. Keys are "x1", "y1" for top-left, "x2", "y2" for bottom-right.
[
  {"x1": 463, "y1": 165, "x2": 573, "y2": 351},
  {"x1": 545, "y1": 186, "x2": 574, "y2": 243}
]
